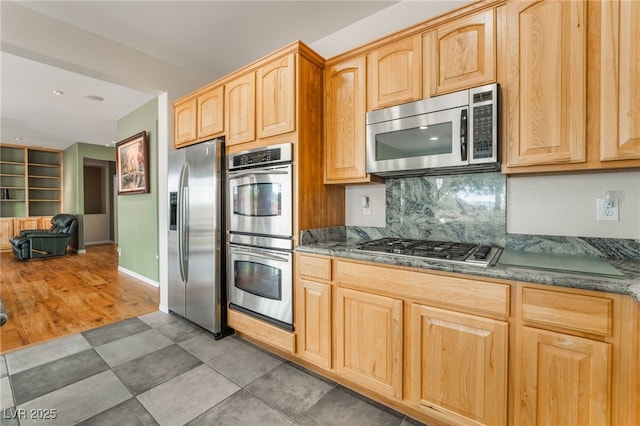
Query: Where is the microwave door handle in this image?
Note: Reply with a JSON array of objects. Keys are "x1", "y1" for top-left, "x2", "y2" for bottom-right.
[
  {"x1": 229, "y1": 247, "x2": 289, "y2": 263},
  {"x1": 460, "y1": 108, "x2": 468, "y2": 162}
]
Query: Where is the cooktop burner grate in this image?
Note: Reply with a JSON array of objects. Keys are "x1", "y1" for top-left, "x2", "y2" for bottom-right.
[{"x1": 352, "y1": 238, "x2": 502, "y2": 267}]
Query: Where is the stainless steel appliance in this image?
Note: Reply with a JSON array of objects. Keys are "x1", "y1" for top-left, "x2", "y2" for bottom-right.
[
  {"x1": 226, "y1": 143, "x2": 294, "y2": 331},
  {"x1": 352, "y1": 238, "x2": 502, "y2": 267},
  {"x1": 227, "y1": 143, "x2": 293, "y2": 238},
  {"x1": 227, "y1": 235, "x2": 293, "y2": 328},
  {"x1": 366, "y1": 83, "x2": 500, "y2": 177},
  {"x1": 168, "y1": 137, "x2": 229, "y2": 338}
]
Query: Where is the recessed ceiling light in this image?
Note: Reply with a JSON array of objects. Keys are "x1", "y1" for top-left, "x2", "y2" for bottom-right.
[
  {"x1": 430, "y1": 137, "x2": 439, "y2": 141},
  {"x1": 14, "y1": 137, "x2": 23, "y2": 141},
  {"x1": 87, "y1": 95, "x2": 104, "y2": 101},
  {"x1": 51, "y1": 90, "x2": 64, "y2": 96},
  {"x1": 419, "y1": 126, "x2": 428, "y2": 130}
]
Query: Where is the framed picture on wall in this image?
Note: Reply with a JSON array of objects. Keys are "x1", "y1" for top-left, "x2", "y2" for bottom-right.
[{"x1": 116, "y1": 131, "x2": 149, "y2": 195}]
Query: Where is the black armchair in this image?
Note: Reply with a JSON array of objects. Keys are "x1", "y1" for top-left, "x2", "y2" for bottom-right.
[{"x1": 10, "y1": 214, "x2": 78, "y2": 261}]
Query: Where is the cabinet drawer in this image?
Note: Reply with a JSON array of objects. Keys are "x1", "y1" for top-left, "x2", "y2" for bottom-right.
[
  {"x1": 522, "y1": 287, "x2": 613, "y2": 337},
  {"x1": 297, "y1": 254, "x2": 332, "y2": 281},
  {"x1": 335, "y1": 260, "x2": 510, "y2": 317}
]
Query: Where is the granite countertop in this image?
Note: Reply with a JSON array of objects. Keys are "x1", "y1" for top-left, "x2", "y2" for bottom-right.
[{"x1": 296, "y1": 240, "x2": 640, "y2": 303}]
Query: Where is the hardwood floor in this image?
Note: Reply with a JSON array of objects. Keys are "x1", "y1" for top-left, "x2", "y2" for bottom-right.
[{"x1": 0, "y1": 244, "x2": 159, "y2": 354}]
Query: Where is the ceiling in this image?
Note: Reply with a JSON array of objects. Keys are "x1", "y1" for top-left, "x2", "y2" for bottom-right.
[{"x1": 0, "y1": 0, "x2": 472, "y2": 151}]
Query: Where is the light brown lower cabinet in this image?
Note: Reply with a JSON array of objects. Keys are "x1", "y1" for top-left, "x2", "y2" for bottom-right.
[
  {"x1": 515, "y1": 326, "x2": 611, "y2": 425},
  {"x1": 335, "y1": 287, "x2": 403, "y2": 399},
  {"x1": 410, "y1": 304, "x2": 508, "y2": 426},
  {"x1": 0, "y1": 218, "x2": 14, "y2": 252},
  {"x1": 297, "y1": 279, "x2": 332, "y2": 370},
  {"x1": 283, "y1": 254, "x2": 639, "y2": 426}
]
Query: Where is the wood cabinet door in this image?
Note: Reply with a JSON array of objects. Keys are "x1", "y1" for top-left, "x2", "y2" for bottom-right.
[
  {"x1": 0, "y1": 218, "x2": 14, "y2": 251},
  {"x1": 367, "y1": 35, "x2": 422, "y2": 110},
  {"x1": 174, "y1": 98, "x2": 197, "y2": 147},
  {"x1": 410, "y1": 304, "x2": 508, "y2": 426},
  {"x1": 15, "y1": 217, "x2": 39, "y2": 233},
  {"x1": 505, "y1": 0, "x2": 586, "y2": 167},
  {"x1": 515, "y1": 326, "x2": 611, "y2": 425},
  {"x1": 325, "y1": 57, "x2": 369, "y2": 183},
  {"x1": 38, "y1": 216, "x2": 53, "y2": 229},
  {"x1": 600, "y1": 0, "x2": 640, "y2": 161},
  {"x1": 335, "y1": 287, "x2": 403, "y2": 399},
  {"x1": 257, "y1": 54, "x2": 295, "y2": 139},
  {"x1": 297, "y1": 279, "x2": 332, "y2": 370},
  {"x1": 424, "y1": 8, "x2": 495, "y2": 97},
  {"x1": 225, "y1": 72, "x2": 256, "y2": 146},
  {"x1": 197, "y1": 86, "x2": 224, "y2": 139}
]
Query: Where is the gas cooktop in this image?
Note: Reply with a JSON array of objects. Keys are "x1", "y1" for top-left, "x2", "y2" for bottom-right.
[{"x1": 352, "y1": 238, "x2": 502, "y2": 267}]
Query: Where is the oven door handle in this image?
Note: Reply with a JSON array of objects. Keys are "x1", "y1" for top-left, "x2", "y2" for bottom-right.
[
  {"x1": 229, "y1": 246, "x2": 290, "y2": 262},
  {"x1": 228, "y1": 167, "x2": 290, "y2": 180}
]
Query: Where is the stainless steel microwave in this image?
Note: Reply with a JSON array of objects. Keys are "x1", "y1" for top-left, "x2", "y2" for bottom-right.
[{"x1": 366, "y1": 83, "x2": 500, "y2": 177}]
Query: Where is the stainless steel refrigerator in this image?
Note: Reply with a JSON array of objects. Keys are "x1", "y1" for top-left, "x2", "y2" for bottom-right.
[{"x1": 168, "y1": 137, "x2": 228, "y2": 338}]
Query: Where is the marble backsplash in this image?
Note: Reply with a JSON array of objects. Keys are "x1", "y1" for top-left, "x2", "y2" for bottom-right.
[
  {"x1": 385, "y1": 172, "x2": 506, "y2": 246},
  {"x1": 300, "y1": 172, "x2": 639, "y2": 260}
]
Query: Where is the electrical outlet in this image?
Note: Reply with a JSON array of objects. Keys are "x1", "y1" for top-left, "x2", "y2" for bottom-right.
[{"x1": 596, "y1": 198, "x2": 619, "y2": 221}]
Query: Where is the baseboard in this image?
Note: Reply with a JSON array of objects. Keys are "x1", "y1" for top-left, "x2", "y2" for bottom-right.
[
  {"x1": 85, "y1": 240, "x2": 114, "y2": 246},
  {"x1": 117, "y1": 266, "x2": 159, "y2": 287}
]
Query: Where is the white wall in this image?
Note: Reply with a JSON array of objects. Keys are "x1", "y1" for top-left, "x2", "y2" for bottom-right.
[{"x1": 507, "y1": 171, "x2": 640, "y2": 239}]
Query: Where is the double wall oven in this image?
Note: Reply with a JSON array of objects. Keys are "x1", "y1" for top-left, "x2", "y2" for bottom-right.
[{"x1": 226, "y1": 143, "x2": 294, "y2": 331}]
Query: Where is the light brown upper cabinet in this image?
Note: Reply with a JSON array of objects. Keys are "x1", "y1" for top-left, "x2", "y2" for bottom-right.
[
  {"x1": 504, "y1": 0, "x2": 587, "y2": 168},
  {"x1": 174, "y1": 97, "x2": 197, "y2": 147},
  {"x1": 173, "y1": 85, "x2": 224, "y2": 148},
  {"x1": 600, "y1": 0, "x2": 640, "y2": 162},
  {"x1": 325, "y1": 56, "x2": 377, "y2": 184},
  {"x1": 423, "y1": 8, "x2": 496, "y2": 97},
  {"x1": 257, "y1": 53, "x2": 296, "y2": 139},
  {"x1": 367, "y1": 35, "x2": 422, "y2": 111},
  {"x1": 197, "y1": 85, "x2": 224, "y2": 140},
  {"x1": 225, "y1": 72, "x2": 256, "y2": 146}
]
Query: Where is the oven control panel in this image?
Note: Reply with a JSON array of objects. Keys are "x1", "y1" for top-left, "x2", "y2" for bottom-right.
[{"x1": 228, "y1": 143, "x2": 293, "y2": 170}]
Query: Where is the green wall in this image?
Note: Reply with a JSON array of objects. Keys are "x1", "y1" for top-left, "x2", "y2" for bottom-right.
[
  {"x1": 62, "y1": 143, "x2": 116, "y2": 251},
  {"x1": 116, "y1": 98, "x2": 159, "y2": 282}
]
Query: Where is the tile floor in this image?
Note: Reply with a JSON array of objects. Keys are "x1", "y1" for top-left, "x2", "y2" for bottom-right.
[{"x1": 1, "y1": 311, "x2": 427, "y2": 426}]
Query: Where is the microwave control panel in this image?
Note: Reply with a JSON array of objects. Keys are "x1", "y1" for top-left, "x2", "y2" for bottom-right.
[
  {"x1": 469, "y1": 85, "x2": 498, "y2": 161},
  {"x1": 472, "y1": 104, "x2": 494, "y2": 159}
]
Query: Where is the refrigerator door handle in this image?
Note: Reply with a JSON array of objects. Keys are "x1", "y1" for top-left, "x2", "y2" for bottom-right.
[{"x1": 178, "y1": 164, "x2": 189, "y2": 283}]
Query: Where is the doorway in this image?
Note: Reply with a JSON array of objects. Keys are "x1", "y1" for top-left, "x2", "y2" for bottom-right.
[{"x1": 83, "y1": 159, "x2": 116, "y2": 245}]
